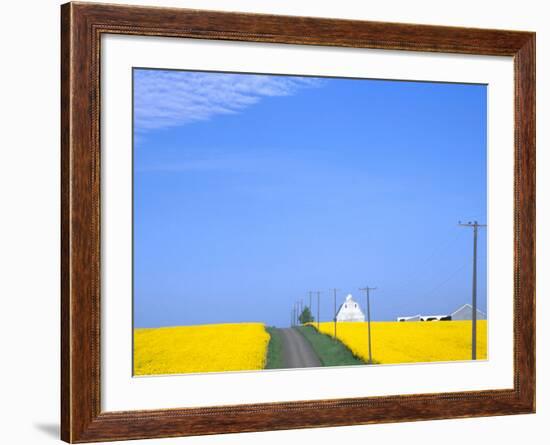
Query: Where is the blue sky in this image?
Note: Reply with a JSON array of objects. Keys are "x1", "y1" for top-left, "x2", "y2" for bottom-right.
[{"x1": 133, "y1": 68, "x2": 487, "y2": 328}]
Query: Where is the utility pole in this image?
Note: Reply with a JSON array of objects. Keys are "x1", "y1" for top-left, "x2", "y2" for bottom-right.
[
  {"x1": 330, "y1": 288, "x2": 340, "y2": 340},
  {"x1": 316, "y1": 291, "x2": 321, "y2": 330},
  {"x1": 459, "y1": 220, "x2": 487, "y2": 360},
  {"x1": 359, "y1": 286, "x2": 377, "y2": 364}
]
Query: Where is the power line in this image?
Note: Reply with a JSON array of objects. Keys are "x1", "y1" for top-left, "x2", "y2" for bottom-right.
[
  {"x1": 385, "y1": 230, "x2": 465, "y2": 294},
  {"x1": 420, "y1": 260, "x2": 470, "y2": 301}
]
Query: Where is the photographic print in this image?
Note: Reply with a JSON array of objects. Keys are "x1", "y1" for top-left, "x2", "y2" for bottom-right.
[
  {"x1": 61, "y1": 6, "x2": 535, "y2": 440},
  {"x1": 132, "y1": 68, "x2": 487, "y2": 376}
]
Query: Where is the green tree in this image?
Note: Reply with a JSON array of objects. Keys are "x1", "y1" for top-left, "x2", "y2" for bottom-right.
[{"x1": 299, "y1": 306, "x2": 314, "y2": 324}]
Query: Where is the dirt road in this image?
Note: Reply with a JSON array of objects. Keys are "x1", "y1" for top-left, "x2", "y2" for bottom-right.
[{"x1": 278, "y1": 328, "x2": 321, "y2": 368}]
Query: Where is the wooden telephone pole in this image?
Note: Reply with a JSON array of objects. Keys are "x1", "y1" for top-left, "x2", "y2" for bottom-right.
[
  {"x1": 316, "y1": 291, "x2": 321, "y2": 330},
  {"x1": 459, "y1": 221, "x2": 486, "y2": 360},
  {"x1": 330, "y1": 288, "x2": 340, "y2": 340},
  {"x1": 359, "y1": 286, "x2": 377, "y2": 364}
]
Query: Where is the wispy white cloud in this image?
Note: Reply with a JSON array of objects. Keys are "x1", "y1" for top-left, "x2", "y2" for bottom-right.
[{"x1": 134, "y1": 69, "x2": 322, "y2": 131}]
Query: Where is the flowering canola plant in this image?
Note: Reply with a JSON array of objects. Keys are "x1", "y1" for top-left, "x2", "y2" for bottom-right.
[
  {"x1": 314, "y1": 321, "x2": 487, "y2": 364},
  {"x1": 134, "y1": 323, "x2": 270, "y2": 375}
]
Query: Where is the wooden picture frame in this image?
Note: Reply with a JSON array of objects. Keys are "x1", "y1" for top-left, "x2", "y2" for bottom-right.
[{"x1": 61, "y1": 2, "x2": 535, "y2": 442}]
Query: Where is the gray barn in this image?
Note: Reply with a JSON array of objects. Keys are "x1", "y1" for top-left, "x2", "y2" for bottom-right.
[{"x1": 451, "y1": 303, "x2": 487, "y2": 320}]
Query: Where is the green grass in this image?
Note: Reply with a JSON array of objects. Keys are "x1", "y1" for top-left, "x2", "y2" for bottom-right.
[
  {"x1": 265, "y1": 327, "x2": 285, "y2": 369},
  {"x1": 296, "y1": 325, "x2": 365, "y2": 366}
]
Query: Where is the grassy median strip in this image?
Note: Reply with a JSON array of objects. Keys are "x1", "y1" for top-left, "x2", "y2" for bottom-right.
[
  {"x1": 265, "y1": 327, "x2": 285, "y2": 369},
  {"x1": 296, "y1": 325, "x2": 365, "y2": 366}
]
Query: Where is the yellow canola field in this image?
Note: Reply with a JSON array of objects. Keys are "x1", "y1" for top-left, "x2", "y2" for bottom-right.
[
  {"x1": 134, "y1": 323, "x2": 270, "y2": 375},
  {"x1": 314, "y1": 321, "x2": 487, "y2": 364}
]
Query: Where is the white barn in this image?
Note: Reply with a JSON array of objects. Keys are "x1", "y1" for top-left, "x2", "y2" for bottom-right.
[
  {"x1": 397, "y1": 313, "x2": 451, "y2": 322},
  {"x1": 397, "y1": 314, "x2": 421, "y2": 322},
  {"x1": 420, "y1": 314, "x2": 452, "y2": 321},
  {"x1": 336, "y1": 294, "x2": 365, "y2": 322},
  {"x1": 451, "y1": 304, "x2": 487, "y2": 320}
]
